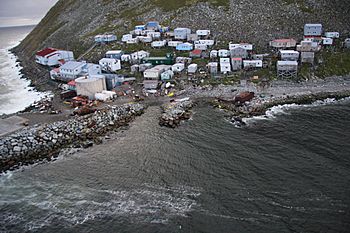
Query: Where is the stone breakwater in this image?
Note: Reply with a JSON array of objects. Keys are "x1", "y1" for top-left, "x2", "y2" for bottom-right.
[
  {"x1": 159, "y1": 100, "x2": 193, "y2": 128},
  {"x1": 0, "y1": 103, "x2": 145, "y2": 173}
]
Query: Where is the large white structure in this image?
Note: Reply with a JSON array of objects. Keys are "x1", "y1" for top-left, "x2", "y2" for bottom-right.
[
  {"x1": 75, "y1": 75, "x2": 106, "y2": 99},
  {"x1": 144, "y1": 65, "x2": 171, "y2": 80},
  {"x1": 99, "y1": 58, "x2": 121, "y2": 72},
  {"x1": 35, "y1": 48, "x2": 74, "y2": 66},
  {"x1": 168, "y1": 41, "x2": 183, "y2": 47},
  {"x1": 50, "y1": 61, "x2": 101, "y2": 81},
  {"x1": 94, "y1": 34, "x2": 117, "y2": 43},
  {"x1": 304, "y1": 24, "x2": 322, "y2": 37},
  {"x1": 105, "y1": 50, "x2": 124, "y2": 59},
  {"x1": 277, "y1": 61, "x2": 298, "y2": 79}
]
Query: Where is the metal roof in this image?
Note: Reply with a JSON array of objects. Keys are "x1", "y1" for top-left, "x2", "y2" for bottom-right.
[{"x1": 36, "y1": 48, "x2": 58, "y2": 56}]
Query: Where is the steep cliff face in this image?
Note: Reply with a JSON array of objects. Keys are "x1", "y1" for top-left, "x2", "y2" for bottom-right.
[{"x1": 12, "y1": 0, "x2": 350, "y2": 89}]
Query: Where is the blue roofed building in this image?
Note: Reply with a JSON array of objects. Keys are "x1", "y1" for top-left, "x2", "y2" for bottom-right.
[{"x1": 176, "y1": 42, "x2": 193, "y2": 51}]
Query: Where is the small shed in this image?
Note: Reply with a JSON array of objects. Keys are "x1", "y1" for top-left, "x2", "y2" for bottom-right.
[
  {"x1": 280, "y1": 50, "x2": 300, "y2": 61},
  {"x1": 176, "y1": 42, "x2": 193, "y2": 51},
  {"x1": 301, "y1": 52, "x2": 315, "y2": 64},
  {"x1": 218, "y1": 49, "x2": 229, "y2": 57},
  {"x1": 220, "y1": 61, "x2": 231, "y2": 73},
  {"x1": 304, "y1": 24, "x2": 323, "y2": 37},
  {"x1": 231, "y1": 58, "x2": 242, "y2": 71},
  {"x1": 207, "y1": 62, "x2": 218, "y2": 75},
  {"x1": 322, "y1": 37, "x2": 333, "y2": 45},
  {"x1": 196, "y1": 30, "x2": 210, "y2": 37},
  {"x1": 172, "y1": 63, "x2": 185, "y2": 73},
  {"x1": 188, "y1": 64, "x2": 198, "y2": 74},
  {"x1": 277, "y1": 61, "x2": 298, "y2": 79},
  {"x1": 131, "y1": 64, "x2": 139, "y2": 73},
  {"x1": 325, "y1": 32, "x2": 340, "y2": 39}
]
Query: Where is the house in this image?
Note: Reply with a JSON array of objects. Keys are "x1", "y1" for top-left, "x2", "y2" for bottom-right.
[
  {"x1": 229, "y1": 43, "x2": 253, "y2": 51},
  {"x1": 142, "y1": 53, "x2": 174, "y2": 65},
  {"x1": 243, "y1": 60, "x2": 263, "y2": 69},
  {"x1": 159, "y1": 26, "x2": 170, "y2": 33},
  {"x1": 190, "y1": 49, "x2": 202, "y2": 58},
  {"x1": 187, "y1": 34, "x2": 199, "y2": 42},
  {"x1": 297, "y1": 40, "x2": 321, "y2": 52},
  {"x1": 252, "y1": 53, "x2": 270, "y2": 60},
  {"x1": 130, "y1": 64, "x2": 139, "y2": 73},
  {"x1": 325, "y1": 32, "x2": 340, "y2": 38},
  {"x1": 175, "y1": 57, "x2": 192, "y2": 64},
  {"x1": 35, "y1": 48, "x2": 74, "y2": 66},
  {"x1": 106, "y1": 50, "x2": 124, "y2": 59},
  {"x1": 121, "y1": 54, "x2": 131, "y2": 62},
  {"x1": 99, "y1": 58, "x2": 121, "y2": 72},
  {"x1": 172, "y1": 63, "x2": 185, "y2": 72},
  {"x1": 187, "y1": 64, "x2": 198, "y2": 74},
  {"x1": 220, "y1": 58, "x2": 231, "y2": 74},
  {"x1": 176, "y1": 42, "x2": 193, "y2": 51},
  {"x1": 126, "y1": 38, "x2": 139, "y2": 44},
  {"x1": 207, "y1": 62, "x2": 218, "y2": 75},
  {"x1": 133, "y1": 29, "x2": 143, "y2": 36},
  {"x1": 168, "y1": 41, "x2": 183, "y2": 47},
  {"x1": 269, "y1": 39, "x2": 297, "y2": 48},
  {"x1": 135, "y1": 25, "x2": 146, "y2": 31},
  {"x1": 195, "y1": 44, "x2": 207, "y2": 50},
  {"x1": 145, "y1": 21, "x2": 160, "y2": 31},
  {"x1": 322, "y1": 37, "x2": 333, "y2": 45},
  {"x1": 139, "y1": 63, "x2": 153, "y2": 72},
  {"x1": 144, "y1": 65, "x2": 171, "y2": 80},
  {"x1": 280, "y1": 50, "x2": 300, "y2": 61},
  {"x1": 344, "y1": 38, "x2": 350, "y2": 48},
  {"x1": 52, "y1": 61, "x2": 101, "y2": 81},
  {"x1": 301, "y1": 52, "x2": 315, "y2": 64},
  {"x1": 196, "y1": 30, "x2": 210, "y2": 37},
  {"x1": 218, "y1": 49, "x2": 229, "y2": 57},
  {"x1": 277, "y1": 61, "x2": 298, "y2": 79},
  {"x1": 161, "y1": 70, "x2": 174, "y2": 81},
  {"x1": 230, "y1": 47, "x2": 248, "y2": 59},
  {"x1": 143, "y1": 80, "x2": 159, "y2": 91},
  {"x1": 196, "y1": 40, "x2": 215, "y2": 46},
  {"x1": 151, "y1": 40, "x2": 167, "y2": 48},
  {"x1": 174, "y1": 28, "x2": 191, "y2": 40},
  {"x1": 122, "y1": 34, "x2": 133, "y2": 42},
  {"x1": 131, "y1": 50, "x2": 150, "y2": 62},
  {"x1": 304, "y1": 24, "x2": 323, "y2": 37},
  {"x1": 137, "y1": 36, "x2": 153, "y2": 43},
  {"x1": 210, "y1": 50, "x2": 218, "y2": 58},
  {"x1": 231, "y1": 58, "x2": 242, "y2": 71},
  {"x1": 94, "y1": 34, "x2": 117, "y2": 43},
  {"x1": 147, "y1": 31, "x2": 161, "y2": 39}
]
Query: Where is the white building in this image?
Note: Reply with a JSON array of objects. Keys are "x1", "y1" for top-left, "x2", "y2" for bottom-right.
[
  {"x1": 172, "y1": 63, "x2": 185, "y2": 72},
  {"x1": 195, "y1": 40, "x2": 215, "y2": 46},
  {"x1": 35, "y1": 48, "x2": 74, "y2": 66},
  {"x1": 105, "y1": 50, "x2": 124, "y2": 59},
  {"x1": 94, "y1": 34, "x2": 117, "y2": 43},
  {"x1": 144, "y1": 65, "x2": 171, "y2": 80},
  {"x1": 218, "y1": 49, "x2": 229, "y2": 57},
  {"x1": 174, "y1": 28, "x2": 191, "y2": 40},
  {"x1": 137, "y1": 36, "x2": 153, "y2": 43},
  {"x1": 131, "y1": 50, "x2": 150, "y2": 61},
  {"x1": 229, "y1": 43, "x2": 253, "y2": 51},
  {"x1": 243, "y1": 60, "x2": 263, "y2": 68},
  {"x1": 99, "y1": 58, "x2": 121, "y2": 72},
  {"x1": 187, "y1": 64, "x2": 198, "y2": 74},
  {"x1": 220, "y1": 60, "x2": 231, "y2": 74},
  {"x1": 147, "y1": 31, "x2": 161, "y2": 39},
  {"x1": 325, "y1": 32, "x2": 340, "y2": 39},
  {"x1": 121, "y1": 54, "x2": 131, "y2": 62},
  {"x1": 122, "y1": 34, "x2": 133, "y2": 42},
  {"x1": 322, "y1": 37, "x2": 334, "y2": 45},
  {"x1": 168, "y1": 41, "x2": 183, "y2": 47},
  {"x1": 151, "y1": 40, "x2": 167, "y2": 48},
  {"x1": 208, "y1": 62, "x2": 218, "y2": 75},
  {"x1": 304, "y1": 24, "x2": 323, "y2": 37},
  {"x1": 196, "y1": 30, "x2": 210, "y2": 37},
  {"x1": 126, "y1": 38, "x2": 139, "y2": 44},
  {"x1": 51, "y1": 61, "x2": 101, "y2": 81},
  {"x1": 280, "y1": 50, "x2": 300, "y2": 61},
  {"x1": 210, "y1": 50, "x2": 218, "y2": 58},
  {"x1": 195, "y1": 44, "x2": 208, "y2": 50}
]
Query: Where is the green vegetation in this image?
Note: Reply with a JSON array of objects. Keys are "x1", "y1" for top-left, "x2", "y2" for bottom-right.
[{"x1": 315, "y1": 50, "x2": 350, "y2": 77}]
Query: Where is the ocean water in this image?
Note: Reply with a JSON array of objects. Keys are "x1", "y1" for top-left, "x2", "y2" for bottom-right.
[
  {"x1": 0, "y1": 25, "x2": 45, "y2": 115},
  {"x1": 1, "y1": 100, "x2": 350, "y2": 233}
]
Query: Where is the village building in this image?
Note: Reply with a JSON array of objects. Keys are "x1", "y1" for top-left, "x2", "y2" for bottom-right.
[
  {"x1": 196, "y1": 30, "x2": 210, "y2": 37},
  {"x1": 143, "y1": 80, "x2": 159, "y2": 92},
  {"x1": 35, "y1": 48, "x2": 74, "y2": 66},
  {"x1": 133, "y1": 29, "x2": 142, "y2": 36},
  {"x1": 168, "y1": 41, "x2": 183, "y2": 47},
  {"x1": 143, "y1": 65, "x2": 171, "y2": 80},
  {"x1": 147, "y1": 31, "x2": 161, "y2": 39},
  {"x1": 231, "y1": 58, "x2": 243, "y2": 71},
  {"x1": 122, "y1": 34, "x2": 133, "y2": 42},
  {"x1": 304, "y1": 24, "x2": 323, "y2": 37},
  {"x1": 126, "y1": 38, "x2": 139, "y2": 44},
  {"x1": 322, "y1": 37, "x2": 333, "y2": 45},
  {"x1": 344, "y1": 38, "x2": 350, "y2": 48},
  {"x1": 196, "y1": 40, "x2": 215, "y2": 47},
  {"x1": 187, "y1": 34, "x2": 199, "y2": 42},
  {"x1": 142, "y1": 53, "x2": 174, "y2": 65},
  {"x1": 269, "y1": 39, "x2": 297, "y2": 48},
  {"x1": 94, "y1": 34, "x2": 117, "y2": 43},
  {"x1": 297, "y1": 40, "x2": 321, "y2": 52},
  {"x1": 176, "y1": 42, "x2": 193, "y2": 51},
  {"x1": 187, "y1": 64, "x2": 198, "y2": 74},
  {"x1": 131, "y1": 50, "x2": 150, "y2": 62},
  {"x1": 277, "y1": 61, "x2": 298, "y2": 79},
  {"x1": 130, "y1": 64, "x2": 139, "y2": 73},
  {"x1": 190, "y1": 49, "x2": 202, "y2": 58},
  {"x1": 252, "y1": 53, "x2": 270, "y2": 60},
  {"x1": 174, "y1": 28, "x2": 191, "y2": 40},
  {"x1": 195, "y1": 44, "x2": 207, "y2": 51},
  {"x1": 325, "y1": 32, "x2": 340, "y2": 38},
  {"x1": 172, "y1": 63, "x2": 185, "y2": 73},
  {"x1": 301, "y1": 52, "x2": 315, "y2": 64},
  {"x1": 137, "y1": 36, "x2": 153, "y2": 43},
  {"x1": 229, "y1": 47, "x2": 248, "y2": 59},
  {"x1": 99, "y1": 58, "x2": 121, "y2": 72},
  {"x1": 135, "y1": 25, "x2": 146, "y2": 31},
  {"x1": 151, "y1": 40, "x2": 167, "y2": 48},
  {"x1": 105, "y1": 50, "x2": 124, "y2": 59},
  {"x1": 243, "y1": 60, "x2": 263, "y2": 69},
  {"x1": 210, "y1": 50, "x2": 218, "y2": 58},
  {"x1": 145, "y1": 21, "x2": 160, "y2": 31},
  {"x1": 75, "y1": 75, "x2": 107, "y2": 99},
  {"x1": 139, "y1": 63, "x2": 153, "y2": 72},
  {"x1": 51, "y1": 61, "x2": 101, "y2": 81},
  {"x1": 121, "y1": 54, "x2": 131, "y2": 62},
  {"x1": 161, "y1": 70, "x2": 174, "y2": 81},
  {"x1": 280, "y1": 50, "x2": 300, "y2": 61},
  {"x1": 229, "y1": 43, "x2": 253, "y2": 51},
  {"x1": 220, "y1": 58, "x2": 231, "y2": 74},
  {"x1": 207, "y1": 62, "x2": 218, "y2": 75},
  {"x1": 175, "y1": 57, "x2": 192, "y2": 64},
  {"x1": 218, "y1": 49, "x2": 229, "y2": 57}
]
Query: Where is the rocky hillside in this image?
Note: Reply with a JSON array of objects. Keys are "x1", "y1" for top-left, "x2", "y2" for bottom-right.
[{"x1": 13, "y1": 0, "x2": 350, "y2": 89}]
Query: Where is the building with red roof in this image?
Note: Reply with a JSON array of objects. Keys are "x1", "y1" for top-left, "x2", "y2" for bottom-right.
[{"x1": 35, "y1": 47, "x2": 74, "y2": 66}]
